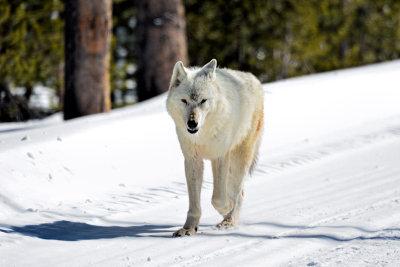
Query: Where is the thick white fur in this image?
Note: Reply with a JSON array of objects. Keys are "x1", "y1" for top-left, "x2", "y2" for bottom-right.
[{"x1": 167, "y1": 59, "x2": 264, "y2": 237}]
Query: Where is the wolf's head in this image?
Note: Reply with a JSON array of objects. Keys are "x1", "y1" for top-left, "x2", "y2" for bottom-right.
[{"x1": 167, "y1": 59, "x2": 218, "y2": 135}]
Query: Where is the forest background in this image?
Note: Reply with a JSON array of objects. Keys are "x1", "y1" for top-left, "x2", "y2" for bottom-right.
[{"x1": 0, "y1": 0, "x2": 399, "y2": 121}]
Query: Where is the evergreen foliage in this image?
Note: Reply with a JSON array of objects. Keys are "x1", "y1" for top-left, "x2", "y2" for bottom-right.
[
  {"x1": 111, "y1": 0, "x2": 137, "y2": 107},
  {"x1": 0, "y1": 0, "x2": 64, "y2": 94},
  {"x1": 0, "y1": 0, "x2": 63, "y2": 121},
  {"x1": 185, "y1": 0, "x2": 400, "y2": 82},
  {"x1": 1, "y1": 0, "x2": 399, "y2": 121}
]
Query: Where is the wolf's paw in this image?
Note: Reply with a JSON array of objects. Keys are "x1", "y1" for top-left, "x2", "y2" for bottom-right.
[
  {"x1": 216, "y1": 217, "x2": 236, "y2": 228},
  {"x1": 172, "y1": 227, "x2": 197, "y2": 237}
]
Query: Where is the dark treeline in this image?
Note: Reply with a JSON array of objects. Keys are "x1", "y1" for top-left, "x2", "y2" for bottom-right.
[
  {"x1": 185, "y1": 0, "x2": 400, "y2": 82},
  {"x1": 1, "y1": 0, "x2": 399, "y2": 121}
]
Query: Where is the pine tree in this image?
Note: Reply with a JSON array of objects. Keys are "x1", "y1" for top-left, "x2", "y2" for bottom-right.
[{"x1": 0, "y1": 0, "x2": 64, "y2": 121}]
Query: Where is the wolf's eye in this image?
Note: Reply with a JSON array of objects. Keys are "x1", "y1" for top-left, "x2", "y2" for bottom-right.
[
  {"x1": 181, "y1": 99, "x2": 188, "y2": 105},
  {"x1": 200, "y1": 99, "x2": 207, "y2": 105}
]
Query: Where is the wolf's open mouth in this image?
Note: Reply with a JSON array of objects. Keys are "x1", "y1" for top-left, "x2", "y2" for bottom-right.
[{"x1": 187, "y1": 128, "x2": 198, "y2": 134}]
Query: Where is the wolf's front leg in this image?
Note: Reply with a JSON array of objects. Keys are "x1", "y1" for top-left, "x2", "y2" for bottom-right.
[{"x1": 173, "y1": 157, "x2": 204, "y2": 237}]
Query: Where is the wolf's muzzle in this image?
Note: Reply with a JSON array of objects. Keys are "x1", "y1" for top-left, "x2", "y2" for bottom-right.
[{"x1": 187, "y1": 119, "x2": 198, "y2": 134}]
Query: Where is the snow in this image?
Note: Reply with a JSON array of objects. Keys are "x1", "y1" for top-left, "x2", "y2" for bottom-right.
[{"x1": 1, "y1": 60, "x2": 400, "y2": 266}]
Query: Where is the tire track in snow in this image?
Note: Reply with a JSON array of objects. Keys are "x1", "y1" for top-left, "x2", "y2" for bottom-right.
[
  {"x1": 155, "y1": 131, "x2": 400, "y2": 266},
  {"x1": 97, "y1": 123, "x2": 400, "y2": 267},
  {"x1": 255, "y1": 123, "x2": 400, "y2": 176},
  {"x1": 0, "y1": 193, "x2": 26, "y2": 213},
  {"x1": 100, "y1": 122, "x2": 400, "y2": 225}
]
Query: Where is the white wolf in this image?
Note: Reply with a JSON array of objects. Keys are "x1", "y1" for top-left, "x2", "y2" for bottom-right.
[{"x1": 166, "y1": 59, "x2": 264, "y2": 237}]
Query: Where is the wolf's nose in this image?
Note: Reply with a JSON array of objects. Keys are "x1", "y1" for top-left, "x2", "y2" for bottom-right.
[{"x1": 187, "y1": 119, "x2": 198, "y2": 129}]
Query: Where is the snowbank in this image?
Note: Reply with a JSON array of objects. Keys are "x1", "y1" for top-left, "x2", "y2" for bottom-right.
[{"x1": 1, "y1": 61, "x2": 400, "y2": 266}]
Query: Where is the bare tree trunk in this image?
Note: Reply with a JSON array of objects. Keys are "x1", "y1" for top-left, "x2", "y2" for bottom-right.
[
  {"x1": 0, "y1": 82, "x2": 30, "y2": 121},
  {"x1": 64, "y1": 0, "x2": 112, "y2": 120},
  {"x1": 136, "y1": 0, "x2": 188, "y2": 102}
]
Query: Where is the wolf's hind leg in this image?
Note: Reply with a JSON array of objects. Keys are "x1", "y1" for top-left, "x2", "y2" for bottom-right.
[
  {"x1": 211, "y1": 156, "x2": 232, "y2": 216},
  {"x1": 216, "y1": 152, "x2": 246, "y2": 228},
  {"x1": 216, "y1": 188, "x2": 244, "y2": 228},
  {"x1": 217, "y1": 132, "x2": 259, "y2": 228}
]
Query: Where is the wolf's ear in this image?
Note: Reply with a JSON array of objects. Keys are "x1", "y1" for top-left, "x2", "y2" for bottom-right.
[
  {"x1": 199, "y1": 59, "x2": 217, "y2": 80},
  {"x1": 170, "y1": 61, "x2": 187, "y2": 89}
]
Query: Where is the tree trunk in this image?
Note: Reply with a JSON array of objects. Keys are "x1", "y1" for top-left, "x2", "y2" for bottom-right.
[
  {"x1": 136, "y1": 0, "x2": 188, "y2": 102},
  {"x1": 64, "y1": 0, "x2": 112, "y2": 120},
  {"x1": 0, "y1": 82, "x2": 30, "y2": 121}
]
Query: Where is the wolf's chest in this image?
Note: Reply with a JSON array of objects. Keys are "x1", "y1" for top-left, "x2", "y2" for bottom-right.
[{"x1": 191, "y1": 134, "x2": 232, "y2": 159}]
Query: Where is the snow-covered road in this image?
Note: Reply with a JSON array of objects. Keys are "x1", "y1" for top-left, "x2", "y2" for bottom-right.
[{"x1": 1, "y1": 61, "x2": 400, "y2": 266}]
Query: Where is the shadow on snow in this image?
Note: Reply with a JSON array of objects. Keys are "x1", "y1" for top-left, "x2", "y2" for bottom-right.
[
  {"x1": 1, "y1": 220, "x2": 399, "y2": 242},
  {"x1": 1, "y1": 220, "x2": 175, "y2": 241}
]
